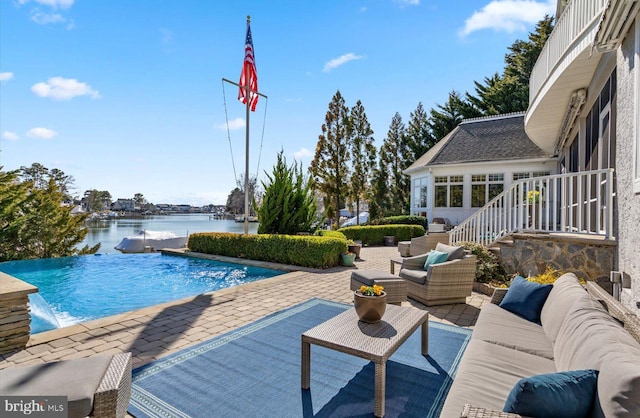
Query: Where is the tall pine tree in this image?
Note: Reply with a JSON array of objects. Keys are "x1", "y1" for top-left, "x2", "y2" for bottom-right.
[
  {"x1": 466, "y1": 15, "x2": 554, "y2": 115},
  {"x1": 310, "y1": 90, "x2": 351, "y2": 228},
  {"x1": 406, "y1": 102, "x2": 435, "y2": 161},
  {"x1": 380, "y1": 113, "x2": 410, "y2": 215},
  {"x1": 349, "y1": 100, "x2": 376, "y2": 224}
]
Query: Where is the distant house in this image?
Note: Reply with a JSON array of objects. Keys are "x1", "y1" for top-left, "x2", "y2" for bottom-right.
[
  {"x1": 404, "y1": 113, "x2": 555, "y2": 225},
  {"x1": 112, "y1": 199, "x2": 135, "y2": 211}
]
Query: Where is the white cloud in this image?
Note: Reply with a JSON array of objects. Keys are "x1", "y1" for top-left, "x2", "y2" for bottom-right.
[
  {"x1": 293, "y1": 147, "x2": 313, "y2": 160},
  {"x1": 31, "y1": 77, "x2": 101, "y2": 100},
  {"x1": 460, "y1": 0, "x2": 555, "y2": 37},
  {"x1": 0, "y1": 72, "x2": 14, "y2": 81},
  {"x1": 216, "y1": 118, "x2": 245, "y2": 131},
  {"x1": 2, "y1": 131, "x2": 19, "y2": 141},
  {"x1": 20, "y1": 0, "x2": 74, "y2": 9},
  {"x1": 323, "y1": 53, "x2": 365, "y2": 72},
  {"x1": 30, "y1": 10, "x2": 65, "y2": 24},
  {"x1": 26, "y1": 127, "x2": 58, "y2": 139}
]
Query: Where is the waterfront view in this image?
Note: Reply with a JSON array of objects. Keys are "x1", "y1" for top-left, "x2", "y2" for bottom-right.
[{"x1": 81, "y1": 214, "x2": 259, "y2": 254}]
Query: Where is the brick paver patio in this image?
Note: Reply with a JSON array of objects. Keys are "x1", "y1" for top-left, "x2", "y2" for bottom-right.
[{"x1": 0, "y1": 246, "x2": 489, "y2": 372}]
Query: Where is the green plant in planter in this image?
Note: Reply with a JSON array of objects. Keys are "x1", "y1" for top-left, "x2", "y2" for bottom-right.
[{"x1": 460, "y1": 241, "x2": 508, "y2": 286}]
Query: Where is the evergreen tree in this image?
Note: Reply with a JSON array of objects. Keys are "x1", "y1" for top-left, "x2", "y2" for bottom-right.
[
  {"x1": 0, "y1": 167, "x2": 99, "y2": 261},
  {"x1": 379, "y1": 113, "x2": 410, "y2": 215},
  {"x1": 429, "y1": 91, "x2": 478, "y2": 140},
  {"x1": 257, "y1": 151, "x2": 318, "y2": 234},
  {"x1": 310, "y1": 90, "x2": 351, "y2": 228},
  {"x1": 349, "y1": 100, "x2": 376, "y2": 224},
  {"x1": 406, "y1": 102, "x2": 435, "y2": 160},
  {"x1": 20, "y1": 163, "x2": 75, "y2": 201},
  {"x1": 466, "y1": 15, "x2": 554, "y2": 115},
  {"x1": 83, "y1": 189, "x2": 112, "y2": 212},
  {"x1": 368, "y1": 160, "x2": 391, "y2": 220}
]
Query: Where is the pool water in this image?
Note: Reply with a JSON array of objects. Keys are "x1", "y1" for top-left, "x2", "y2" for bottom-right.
[{"x1": 0, "y1": 253, "x2": 284, "y2": 334}]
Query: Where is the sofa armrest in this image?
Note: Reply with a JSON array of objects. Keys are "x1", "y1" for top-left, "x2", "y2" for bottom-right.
[
  {"x1": 92, "y1": 352, "x2": 132, "y2": 418},
  {"x1": 461, "y1": 404, "x2": 525, "y2": 418},
  {"x1": 401, "y1": 253, "x2": 430, "y2": 270},
  {"x1": 490, "y1": 288, "x2": 509, "y2": 305}
]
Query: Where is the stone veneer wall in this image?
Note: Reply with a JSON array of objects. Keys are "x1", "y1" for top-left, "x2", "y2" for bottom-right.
[
  {"x1": 0, "y1": 272, "x2": 37, "y2": 354},
  {"x1": 496, "y1": 233, "x2": 616, "y2": 289}
]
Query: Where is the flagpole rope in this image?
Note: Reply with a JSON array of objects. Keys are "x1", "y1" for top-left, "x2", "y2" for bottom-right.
[
  {"x1": 255, "y1": 96, "x2": 268, "y2": 179},
  {"x1": 221, "y1": 79, "x2": 239, "y2": 184}
]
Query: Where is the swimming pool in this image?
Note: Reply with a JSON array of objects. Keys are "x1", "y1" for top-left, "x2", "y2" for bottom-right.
[{"x1": 0, "y1": 253, "x2": 284, "y2": 334}]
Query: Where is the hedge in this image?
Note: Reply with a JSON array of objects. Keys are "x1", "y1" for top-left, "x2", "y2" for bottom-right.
[
  {"x1": 337, "y1": 224, "x2": 425, "y2": 245},
  {"x1": 188, "y1": 232, "x2": 347, "y2": 269},
  {"x1": 315, "y1": 230, "x2": 347, "y2": 240},
  {"x1": 369, "y1": 215, "x2": 428, "y2": 229}
]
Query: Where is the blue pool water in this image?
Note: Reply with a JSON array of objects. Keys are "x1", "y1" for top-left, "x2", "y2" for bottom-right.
[{"x1": 0, "y1": 253, "x2": 284, "y2": 334}]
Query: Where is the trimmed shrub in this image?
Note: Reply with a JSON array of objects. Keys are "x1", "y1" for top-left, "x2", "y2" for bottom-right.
[
  {"x1": 338, "y1": 225, "x2": 425, "y2": 246},
  {"x1": 188, "y1": 233, "x2": 346, "y2": 269},
  {"x1": 369, "y1": 215, "x2": 428, "y2": 229},
  {"x1": 315, "y1": 230, "x2": 347, "y2": 241},
  {"x1": 460, "y1": 241, "x2": 508, "y2": 285}
]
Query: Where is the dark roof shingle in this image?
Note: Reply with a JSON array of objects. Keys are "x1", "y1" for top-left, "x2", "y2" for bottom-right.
[{"x1": 410, "y1": 113, "x2": 548, "y2": 169}]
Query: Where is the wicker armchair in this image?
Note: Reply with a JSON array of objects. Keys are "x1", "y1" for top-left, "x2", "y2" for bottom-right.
[
  {"x1": 409, "y1": 232, "x2": 450, "y2": 256},
  {"x1": 398, "y1": 252, "x2": 477, "y2": 306}
]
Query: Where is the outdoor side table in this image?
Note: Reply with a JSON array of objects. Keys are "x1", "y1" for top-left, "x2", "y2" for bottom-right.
[{"x1": 301, "y1": 304, "x2": 429, "y2": 417}]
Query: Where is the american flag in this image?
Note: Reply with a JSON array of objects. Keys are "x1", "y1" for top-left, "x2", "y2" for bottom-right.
[{"x1": 238, "y1": 19, "x2": 258, "y2": 111}]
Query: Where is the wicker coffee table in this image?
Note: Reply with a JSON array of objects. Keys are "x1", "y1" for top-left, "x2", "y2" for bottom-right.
[{"x1": 301, "y1": 304, "x2": 429, "y2": 417}]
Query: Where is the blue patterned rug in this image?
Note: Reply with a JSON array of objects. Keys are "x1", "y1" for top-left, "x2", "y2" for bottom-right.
[{"x1": 129, "y1": 299, "x2": 471, "y2": 418}]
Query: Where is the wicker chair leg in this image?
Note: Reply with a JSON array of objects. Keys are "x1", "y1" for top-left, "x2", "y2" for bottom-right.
[{"x1": 91, "y1": 352, "x2": 132, "y2": 418}]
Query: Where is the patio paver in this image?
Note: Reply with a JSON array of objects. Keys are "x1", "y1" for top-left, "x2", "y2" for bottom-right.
[{"x1": 0, "y1": 246, "x2": 489, "y2": 373}]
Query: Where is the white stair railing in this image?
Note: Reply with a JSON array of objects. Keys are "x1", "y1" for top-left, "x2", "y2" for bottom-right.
[{"x1": 449, "y1": 169, "x2": 615, "y2": 246}]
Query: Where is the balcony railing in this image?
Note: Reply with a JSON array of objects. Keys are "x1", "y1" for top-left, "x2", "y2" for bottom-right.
[
  {"x1": 450, "y1": 169, "x2": 615, "y2": 247},
  {"x1": 529, "y1": 0, "x2": 606, "y2": 104}
]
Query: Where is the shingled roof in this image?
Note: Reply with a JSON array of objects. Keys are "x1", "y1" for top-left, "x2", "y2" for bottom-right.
[{"x1": 406, "y1": 113, "x2": 549, "y2": 171}]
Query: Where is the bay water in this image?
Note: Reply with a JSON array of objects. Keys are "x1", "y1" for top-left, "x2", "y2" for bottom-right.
[{"x1": 80, "y1": 214, "x2": 259, "y2": 254}]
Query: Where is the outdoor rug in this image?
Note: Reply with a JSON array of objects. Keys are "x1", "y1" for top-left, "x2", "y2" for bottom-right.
[{"x1": 129, "y1": 298, "x2": 472, "y2": 418}]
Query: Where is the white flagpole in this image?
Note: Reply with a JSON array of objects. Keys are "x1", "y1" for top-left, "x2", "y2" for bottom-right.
[{"x1": 220, "y1": 16, "x2": 267, "y2": 235}]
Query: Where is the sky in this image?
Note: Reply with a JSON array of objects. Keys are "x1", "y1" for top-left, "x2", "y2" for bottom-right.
[{"x1": 0, "y1": 0, "x2": 556, "y2": 206}]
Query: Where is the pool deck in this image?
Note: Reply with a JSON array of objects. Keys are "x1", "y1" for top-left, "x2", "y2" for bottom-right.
[{"x1": 0, "y1": 246, "x2": 489, "y2": 373}]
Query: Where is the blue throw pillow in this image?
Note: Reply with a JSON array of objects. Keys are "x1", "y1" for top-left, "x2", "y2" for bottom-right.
[
  {"x1": 423, "y1": 250, "x2": 449, "y2": 270},
  {"x1": 499, "y1": 275, "x2": 552, "y2": 323},
  {"x1": 504, "y1": 370, "x2": 599, "y2": 418}
]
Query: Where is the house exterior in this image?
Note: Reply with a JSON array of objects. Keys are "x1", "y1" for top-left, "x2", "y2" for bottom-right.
[
  {"x1": 404, "y1": 113, "x2": 556, "y2": 225},
  {"x1": 523, "y1": 0, "x2": 640, "y2": 313}
]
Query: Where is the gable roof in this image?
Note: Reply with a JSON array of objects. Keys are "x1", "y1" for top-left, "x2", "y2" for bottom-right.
[{"x1": 405, "y1": 112, "x2": 549, "y2": 172}]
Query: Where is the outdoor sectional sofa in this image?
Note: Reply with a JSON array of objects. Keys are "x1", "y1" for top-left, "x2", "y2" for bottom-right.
[
  {"x1": 440, "y1": 273, "x2": 640, "y2": 417},
  {"x1": 0, "y1": 352, "x2": 132, "y2": 418}
]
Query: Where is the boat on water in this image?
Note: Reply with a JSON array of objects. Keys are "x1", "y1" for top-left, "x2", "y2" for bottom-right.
[
  {"x1": 234, "y1": 215, "x2": 259, "y2": 223},
  {"x1": 114, "y1": 230, "x2": 188, "y2": 253}
]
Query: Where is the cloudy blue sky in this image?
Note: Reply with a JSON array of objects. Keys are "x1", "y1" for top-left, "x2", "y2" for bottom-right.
[{"x1": 0, "y1": 0, "x2": 555, "y2": 205}]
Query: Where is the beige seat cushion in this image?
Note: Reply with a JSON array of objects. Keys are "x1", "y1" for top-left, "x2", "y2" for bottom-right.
[
  {"x1": 554, "y1": 293, "x2": 640, "y2": 418},
  {"x1": 440, "y1": 339, "x2": 556, "y2": 418},
  {"x1": 399, "y1": 268, "x2": 428, "y2": 284},
  {"x1": 0, "y1": 355, "x2": 113, "y2": 418},
  {"x1": 540, "y1": 272, "x2": 587, "y2": 344},
  {"x1": 472, "y1": 303, "x2": 554, "y2": 359}
]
